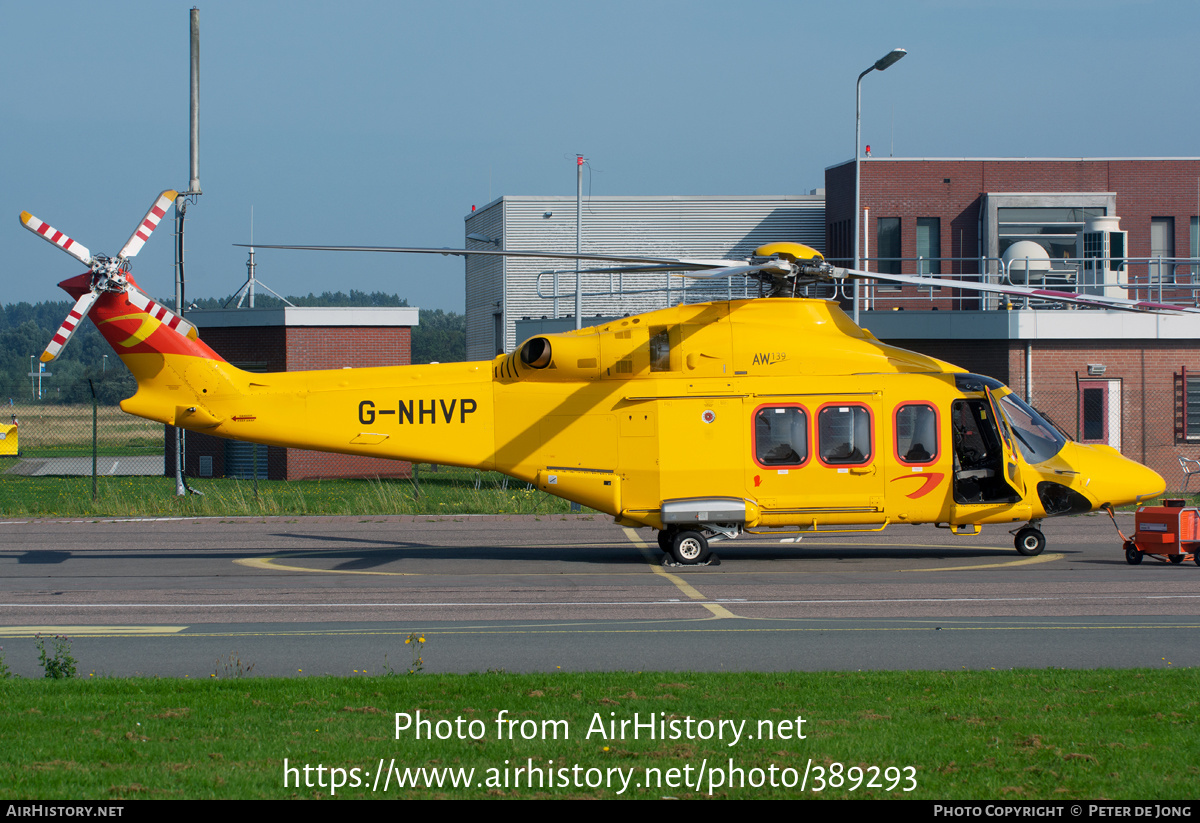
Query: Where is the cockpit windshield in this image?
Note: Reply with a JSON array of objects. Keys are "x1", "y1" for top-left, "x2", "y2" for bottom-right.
[{"x1": 996, "y1": 392, "x2": 1067, "y2": 464}]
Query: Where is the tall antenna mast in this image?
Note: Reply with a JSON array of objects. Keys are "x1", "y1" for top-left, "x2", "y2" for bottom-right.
[
  {"x1": 174, "y1": 6, "x2": 203, "y2": 496},
  {"x1": 227, "y1": 206, "x2": 295, "y2": 308}
]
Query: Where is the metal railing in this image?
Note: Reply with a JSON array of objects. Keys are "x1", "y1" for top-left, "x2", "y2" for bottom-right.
[{"x1": 522, "y1": 254, "x2": 1200, "y2": 314}]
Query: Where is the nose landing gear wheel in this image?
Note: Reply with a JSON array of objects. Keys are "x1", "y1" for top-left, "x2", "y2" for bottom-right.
[
  {"x1": 1169, "y1": 554, "x2": 1185, "y2": 564},
  {"x1": 1124, "y1": 541, "x2": 1143, "y2": 565},
  {"x1": 1014, "y1": 527, "x2": 1046, "y2": 556},
  {"x1": 671, "y1": 530, "x2": 710, "y2": 565}
]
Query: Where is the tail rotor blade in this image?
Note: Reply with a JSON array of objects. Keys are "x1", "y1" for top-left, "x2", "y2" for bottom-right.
[
  {"x1": 41, "y1": 291, "x2": 99, "y2": 362},
  {"x1": 19, "y1": 211, "x2": 94, "y2": 267},
  {"x1": 125, "y1": 287, "x2": 198, "y2": 340},
  {"x1": 118, "y1": 190, "x2": 179, "y2": 259}
]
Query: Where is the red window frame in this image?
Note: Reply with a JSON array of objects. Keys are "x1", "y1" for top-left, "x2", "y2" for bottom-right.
[
  {"x1": 751, "y1": 403, "x2": 811, "y2": 470},
  {"x1": 816, "y1": 402, "x2": 873, "y2": 467}
]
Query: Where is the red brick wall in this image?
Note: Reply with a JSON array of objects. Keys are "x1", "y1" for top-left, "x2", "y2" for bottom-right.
[
  {"x1": 284, "y1": 326, "x2": 411, "y2": 370},
  {"x1": 826, "y1": 158, "x2": 1200, "y2": 309}
]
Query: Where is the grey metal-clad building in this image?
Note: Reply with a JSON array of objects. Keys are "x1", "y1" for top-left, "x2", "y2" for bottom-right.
[{"x1": 463, "y1": 194, "x2": 825, "y2": 361}]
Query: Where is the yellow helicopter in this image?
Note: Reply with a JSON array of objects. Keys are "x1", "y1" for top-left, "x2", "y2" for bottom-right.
[{"x1": 22, "y1": 190, "x2": 1170, "y2": 564}]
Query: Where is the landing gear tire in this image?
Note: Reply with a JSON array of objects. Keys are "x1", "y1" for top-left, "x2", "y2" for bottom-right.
[
  {"x1": 671, "y1": 530, "x2": 710, "y2": 565},
  {"x1": 1125, "y1": 542, "x2": 1143, "y2": 565},
  {"x1": 1014, "y1": 527, "x2": 1046, "y2": 556},
  {"x1": 1169, "y1": 553, "x2": 1185, "y2": 564},
  {"x1": 657, "y1": 529, "x2": 675, "y2": 553}
]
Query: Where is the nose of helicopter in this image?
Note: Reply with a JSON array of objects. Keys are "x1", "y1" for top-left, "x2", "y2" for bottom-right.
[{"x1": 1059, "y1": 442, "x2": 1165, "y2": 509}]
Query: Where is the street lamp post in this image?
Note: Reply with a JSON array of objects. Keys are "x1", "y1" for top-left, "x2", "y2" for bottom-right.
[{"x1": 854, "y1": 47, "x2": 907, "y2": 324}]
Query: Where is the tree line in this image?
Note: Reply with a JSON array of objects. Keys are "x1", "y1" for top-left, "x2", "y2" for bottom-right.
[{"x1": 0, "y1": 293, "x2": 465, "y2": 405}]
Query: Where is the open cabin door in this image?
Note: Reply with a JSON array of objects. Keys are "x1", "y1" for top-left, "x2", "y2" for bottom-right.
[
  {"x1": 986, "y1": 387, "x2": 1026, "y2": 498},
  {"x1": 950, "y1": 394, "x2": 1023, "y2": 509}
]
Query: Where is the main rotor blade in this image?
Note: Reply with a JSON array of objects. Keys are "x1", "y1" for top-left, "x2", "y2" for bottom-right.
[
  {"x1": 20, "y1": 211, "x2": 94, "y2": 267},
  {"x1": 676, "y1": 261, "x2": 795, "y2": 280},
  {"x1": 118, "y1": 189, "x2": 178, "y2": 259},
  {"x1": 835, "y1": 267, "x2": 1200, "y2": 314},
  {"x1": 41, "y1": 290, "x2": 99, "y2": 362},
  {"x1": 239, "y1": 243, "x2": 743, "y2": 270}
]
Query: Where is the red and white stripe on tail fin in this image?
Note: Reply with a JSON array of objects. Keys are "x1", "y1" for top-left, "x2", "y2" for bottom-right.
[
  {"x1": 40, "y1": 290, "x2": 99, "y2": 363},
  {"x1": 20, "y1": 211, "x2": 94, "y2": 267},
  {"x1": 118, "y1": 190, "x2": 179, "y2": 260},
  {"x1": 125, "y1": 288, "x2": 198, "y2": 340}
]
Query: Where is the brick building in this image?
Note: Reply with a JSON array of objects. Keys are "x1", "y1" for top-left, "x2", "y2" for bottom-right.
[
  {"x1": 824, "y1": 157, "x2": 1200, "y2": 486},
  {"x1": 166, "y1": 307, "x2": 418, "y2": 480}
]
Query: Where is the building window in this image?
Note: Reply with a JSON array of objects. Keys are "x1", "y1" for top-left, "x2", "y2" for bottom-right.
[
  {"x1": 874, "y1": 217, "x2": 901, "y2": 292},
  {"x1": 754, "y1": 406, "x2": 809, "y2": 467},
  {"x1": 876, "y1": 217, "x2": 901, "y2": 274},
  {"x1": 1077, "y1": 379, "x2": 1121, "y2": 449},
  {"x1": 1190, "y1": 216, "x2": 1198, "y2": 276},
  {"x1": 1177, "y1": 369, "x2": 1200, "y2": 442},
  {"x1": 818, "y1": 405, "x2": 872, "y2": 465},
  {"x1": 997, "y1": 206, "x2": 1106, "y2": 261},
  {"x1": 916, "y1": 218, "x2": 941, "y2": 276}
]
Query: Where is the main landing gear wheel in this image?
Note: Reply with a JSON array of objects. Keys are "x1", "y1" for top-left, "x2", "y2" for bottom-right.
[
  {"x1": 1124, "y1": 541, "x2": 1143, "y2": 565},
  {"x1": 671, "y1": 530, "x2": 710, "y2": 565},
  {"x1": 1014, "y1": 527, "x2": 1046, "y2": 556},
  {"x1": 657, "y1": 529, "x2": 675, "y2": 553}
]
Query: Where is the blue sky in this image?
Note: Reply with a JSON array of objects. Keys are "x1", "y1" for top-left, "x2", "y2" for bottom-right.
[{"x1": 4, "y1": 0, "x2": 1197, "y2": 312}]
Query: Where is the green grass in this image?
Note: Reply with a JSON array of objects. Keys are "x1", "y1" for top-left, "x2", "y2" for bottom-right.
[
  {"x1": 0, "y1": 669, "x2": 1195, "y2": 799},
  {"x1": 4, "y1": 402, "x2": 163, "y2": 458},
  {"x1": 0, "y1": 469, "x2": 578, "y2": 518}
]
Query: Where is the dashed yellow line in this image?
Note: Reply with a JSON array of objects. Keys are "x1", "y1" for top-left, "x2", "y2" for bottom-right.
[{"x1": 621, "y1": 527, "x2": 736, "y2": 619}]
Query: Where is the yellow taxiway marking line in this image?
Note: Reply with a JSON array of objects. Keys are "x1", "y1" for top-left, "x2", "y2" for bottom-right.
[
  {"x1": 82, "y1": 622, "x2": 1200, "y2": 640},
  {"x1": 234, "y1": 555, "x2": 419, "y2": 576},
  {"x1": 0, "y1": 626, "x2": 188, "y2": 637},
  {"x1": 621, "y1": 527, "x2": 736, "y2": 619},
  {"x1": 905, "y1": 553, "x2": 1063, "y2": 572}
]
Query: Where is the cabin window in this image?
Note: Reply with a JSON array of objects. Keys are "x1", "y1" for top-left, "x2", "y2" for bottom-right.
[
  {"x1": 818, "y1": 405, "x2": 872, "y2": 465},
  {"x1": 895, "y1": 403, "x2": 938, "y2": 465},
  {"x1": 754, "y1": 406, "x2": 809, "y2": 467}
]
